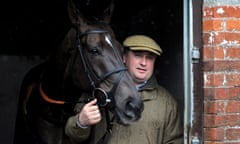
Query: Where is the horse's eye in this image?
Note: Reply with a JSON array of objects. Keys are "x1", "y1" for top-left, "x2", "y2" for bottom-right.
[{"x1": 89, "y1": 47, "x2": 101, "y2": 55}]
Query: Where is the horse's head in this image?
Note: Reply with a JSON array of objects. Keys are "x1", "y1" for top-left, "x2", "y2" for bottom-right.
[{"x1": 57, "y1": 0, "x2": 143, "y2": 125}]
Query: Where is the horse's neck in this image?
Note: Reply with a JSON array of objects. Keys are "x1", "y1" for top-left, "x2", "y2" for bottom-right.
[{"x1": 42, "y1": 67, "x2": 88, "y2": 103}]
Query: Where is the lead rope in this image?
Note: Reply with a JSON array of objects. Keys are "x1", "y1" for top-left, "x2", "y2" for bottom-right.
[{"x1": 96, "y1": 109, "x2": 115, "y2": 144}]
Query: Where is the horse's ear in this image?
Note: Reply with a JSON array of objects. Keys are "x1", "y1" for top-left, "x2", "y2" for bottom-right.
[
  {"x1": 67, "y1": 0, "x2": 86, "y2": 25},
  {"x1": 100, "y1": 0, "x2": 114, "y2": 24},
  {"x1": 67, "y1": 0, "x2": 114, "y2": 25}
]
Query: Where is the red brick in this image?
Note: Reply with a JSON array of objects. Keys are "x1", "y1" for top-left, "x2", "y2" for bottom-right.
[
  {"x1": 204, "y1": 73, "x2": 224, "y2": 87},
  {"x1": 205, "y1": 142, "x2": 240, "y2": 144},
  {"x1": 204, "y1": 114, "x2": 240, "y2": 127},
  {"x1": 203, "y1": 20, "x2": 223, "y2": 31},
  {"x1": 203, "y1": 46, "x2": 224, "y2": 60},
  {"x1": 204, "y1": 128, "x2": 224, "y2": 141},
  {"x1": 226, "y1": 101, "x2": 240, "y2": 113},
  {"x1": 203, "y1": 6, "x2": 240, "y2": 18},
  {"x1": 204, "y1": 101, "x2": 225, "y2": 114},
  {"x1": 203, "y1": 32, "x2": 240, "y2": 46},
  {"x1": 226, "y1": 47, "x2": 240, "y2": 59},
  {"x1": 226, "y1": 74, "x2": 240, "y2": 87},
  {"x1": 203, "y1": 61, "x2": 240, "y2": 72},
  {"x1": 227, "y1": 20, "x2": 240, "y2": 31},
  {"x1": 204, "y1": 87, "x2": 240, "y2": 100},
  {"x1": 226, "y1": 128, "x2": 240, "y2": 140}
]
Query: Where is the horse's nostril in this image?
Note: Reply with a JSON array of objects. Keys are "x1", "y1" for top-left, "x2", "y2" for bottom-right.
[
  {"x1": 126, "y1": 101, "x2": 135, "y2": 111},
  {"x1": 125, "y1": 100, "x2": 143, "y2": 120}
]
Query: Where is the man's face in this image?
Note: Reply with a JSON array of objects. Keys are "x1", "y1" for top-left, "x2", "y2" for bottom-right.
[{"x1": 123, "y1": 50, "x2": 156, "y2": 85}]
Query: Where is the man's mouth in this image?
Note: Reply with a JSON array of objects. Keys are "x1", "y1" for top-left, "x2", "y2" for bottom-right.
[{"x1": 137, "y1": 68, "x2": 146, "y2": 73}]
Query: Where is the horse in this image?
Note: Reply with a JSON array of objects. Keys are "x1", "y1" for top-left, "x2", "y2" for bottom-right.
[{"x1": 13, "y1": 0, "x2": 143, "y2": 144}]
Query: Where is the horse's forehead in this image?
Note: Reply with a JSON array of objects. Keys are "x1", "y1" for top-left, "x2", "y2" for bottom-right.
[
  {"x1": 86, "y1": 32, "x2": 105, "y2": 42},
  {"x1": 84, "y1": 31, "x2": 111, "y2": 46},
  {"x1": 84, "y1": 33, "x2": 99, "y2": 45},
  {"x1": 78, "y1": 25, "x2": 120, "y2": 52}
]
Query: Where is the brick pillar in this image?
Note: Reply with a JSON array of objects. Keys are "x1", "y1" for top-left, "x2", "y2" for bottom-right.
[{"x1": 202, "y1": 6, "x2": 240, "y2": 143}]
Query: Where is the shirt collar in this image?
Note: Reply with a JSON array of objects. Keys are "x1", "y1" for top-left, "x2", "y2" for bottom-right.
[{"x1": 136, "y1": 81, "x2": 147, "y2": 91}]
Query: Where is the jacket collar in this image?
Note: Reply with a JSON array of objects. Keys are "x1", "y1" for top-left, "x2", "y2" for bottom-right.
[
  {"x1": 139, "y1": 76, "x2": 158, "y2": 90},
  {"x1": 138, "y1": 76, "x2": 159, "y2": 101}
]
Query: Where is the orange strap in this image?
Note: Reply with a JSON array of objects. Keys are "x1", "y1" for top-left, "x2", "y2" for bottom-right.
[{"x1": 39, "y1": 83, "x2": 65, "y2": 105}]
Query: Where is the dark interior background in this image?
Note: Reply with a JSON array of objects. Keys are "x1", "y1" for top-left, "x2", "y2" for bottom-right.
[{"x1": 1, "y1": 0, "x2": 183, "y2": 143}]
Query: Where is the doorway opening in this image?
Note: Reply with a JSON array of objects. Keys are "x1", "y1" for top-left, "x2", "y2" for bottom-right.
[{"x1": 111, "y1": 0, "x2": 184, "y2": 114}]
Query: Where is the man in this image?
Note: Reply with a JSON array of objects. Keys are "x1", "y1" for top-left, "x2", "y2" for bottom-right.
[{"x1": 65, "y1": 35, "x2": 183, "y2": 144}]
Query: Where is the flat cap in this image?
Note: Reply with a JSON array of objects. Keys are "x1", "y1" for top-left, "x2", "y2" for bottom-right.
[{"x1": 123, "y1": 35, "x2": 162, "y2": 56}]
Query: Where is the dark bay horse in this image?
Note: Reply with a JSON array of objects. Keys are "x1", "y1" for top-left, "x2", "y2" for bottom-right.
[{"x1": 14, "y1": 0, "x2": 143, "y2": 144}]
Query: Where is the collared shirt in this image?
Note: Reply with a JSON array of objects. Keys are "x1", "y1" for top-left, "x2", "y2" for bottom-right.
[{"x1": 136, "y1": 81, "x2": 147, "y2": 91}]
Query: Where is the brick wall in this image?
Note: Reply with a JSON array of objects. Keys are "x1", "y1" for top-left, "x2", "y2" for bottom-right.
[{"x1": 203, "y1": 5, "x2": 240, "y2": 143}]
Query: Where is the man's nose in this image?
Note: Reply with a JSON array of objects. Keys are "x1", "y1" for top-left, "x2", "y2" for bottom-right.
[{"x1": 140, "y1": 56, "x2": 147, "y2": 65}]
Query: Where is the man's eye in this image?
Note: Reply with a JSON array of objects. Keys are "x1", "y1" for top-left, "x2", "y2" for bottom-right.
[
  {"x1": 134, "y1": 53, "x2": 141, "y2": 56},
  {"x1": 147, "y1": 55, "x2": 155, "y2": 60}
]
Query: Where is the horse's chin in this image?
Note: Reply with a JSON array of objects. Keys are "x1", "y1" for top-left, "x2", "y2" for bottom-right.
[
  {"x1": 116, "y1": 118, "x2": 131, "y2": 126},
  {"x1": 115, "y1": 108, "x2": 141, "y2": 125}
]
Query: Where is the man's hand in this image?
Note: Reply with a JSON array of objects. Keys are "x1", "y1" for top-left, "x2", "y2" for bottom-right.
[{"x1": 78, "y1": 99, "x2": 101, "y2": 126}]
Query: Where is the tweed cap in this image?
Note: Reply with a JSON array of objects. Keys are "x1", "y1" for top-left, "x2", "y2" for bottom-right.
[{"x1": 123, "y1": 35, "x2": 162, "y2": 56}]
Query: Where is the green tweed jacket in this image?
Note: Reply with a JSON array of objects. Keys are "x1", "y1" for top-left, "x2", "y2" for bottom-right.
[{"x1": 65, "y1": 76, "x2": 184, "y2": 144}]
